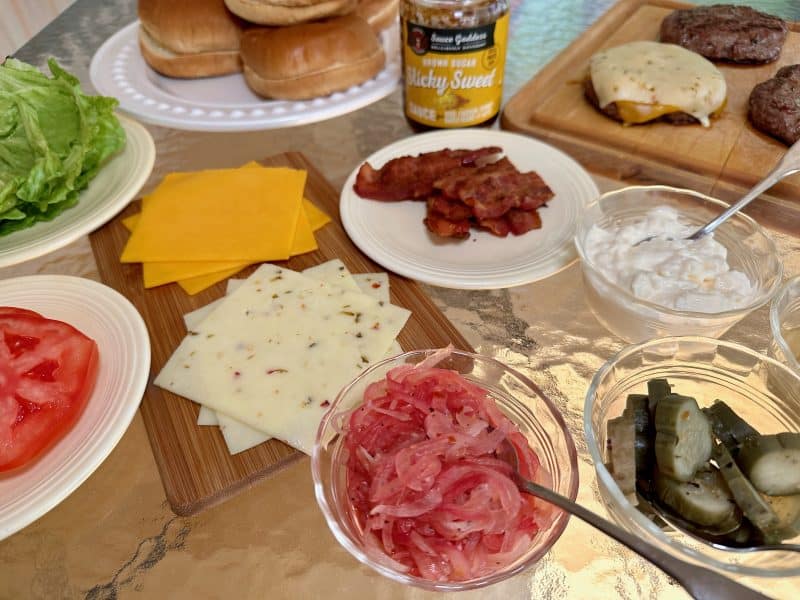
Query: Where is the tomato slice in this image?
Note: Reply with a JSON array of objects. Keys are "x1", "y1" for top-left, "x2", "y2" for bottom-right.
[
  {"x1": 0, "y1": 313, "x2": 99, "y2": 472},
  {"x1": 0, "y1": 307, "x2": 43, "y2": 319}
]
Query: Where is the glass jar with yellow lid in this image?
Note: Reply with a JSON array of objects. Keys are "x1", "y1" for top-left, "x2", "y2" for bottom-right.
[{"x1": 400, "y1": 0, "x2": 510, "y2": 130}]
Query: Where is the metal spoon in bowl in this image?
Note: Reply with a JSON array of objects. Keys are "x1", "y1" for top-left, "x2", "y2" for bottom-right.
[
  {"x1": 636, "y1": 137, "x2": 800, "y2": 246},
  {"x1": 497, "y1": 440, "x2": 771, "y2": 600},
  {"x1": 636, "y1": 485, "x2": 800, "y2": 554}
]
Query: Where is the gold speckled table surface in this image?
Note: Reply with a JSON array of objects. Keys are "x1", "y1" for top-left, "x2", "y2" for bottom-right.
[{"x1": 2, "y1": 1, "x2": 799, "y2": 599}]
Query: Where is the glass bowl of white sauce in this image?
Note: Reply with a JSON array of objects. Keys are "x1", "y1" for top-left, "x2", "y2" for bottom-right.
[{"x1": 574, "y1": 185, "x2": 783, "y2": 342}]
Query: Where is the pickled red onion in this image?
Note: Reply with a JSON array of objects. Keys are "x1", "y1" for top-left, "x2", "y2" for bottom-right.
[{"x1": 343, "y1": 350, "x2": 543, "y2": 582}]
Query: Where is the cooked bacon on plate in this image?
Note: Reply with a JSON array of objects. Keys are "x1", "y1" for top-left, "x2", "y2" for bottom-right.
[
  {"x1": 423, "y1": 212, "x2": 471, "y2": 239},
  {"x1": 434, "y1": 157, "x2": 554, "y2": 220},
  {"x1": 353, "y1": 146, "x2": 554, "y2": 240},
  {"x1": 426, "y1": 196, "x2": 473, "y2": 221},
  {"x1": 353, "y1": 147, "x2": 501, "y2": 202}
]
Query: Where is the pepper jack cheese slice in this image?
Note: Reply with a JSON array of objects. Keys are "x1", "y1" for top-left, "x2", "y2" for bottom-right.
[
  {"x1": 156, "y1": 264, "x2": 410, "y2": 454},
  {"x1": 589, "y1": 41, "x2": 727, "y2": 127},
  {"x1": 190, "y1": 262, "x2": 400, "y2": 455},
  {"x1": 353, "y1": 272, "x2": 390, "y2": 304},
  {"x1": 302, "y1": 259, "x2": 360, "y2": 292}
]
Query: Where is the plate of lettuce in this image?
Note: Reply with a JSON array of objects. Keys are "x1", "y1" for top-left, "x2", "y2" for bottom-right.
[{"x1": 0, "y1": 58, "x2": 154, "y2": 267}]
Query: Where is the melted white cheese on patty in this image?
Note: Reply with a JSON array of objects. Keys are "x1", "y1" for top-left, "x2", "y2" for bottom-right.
[{"x1": 589, "y1": 41, "x2": 727, "y2": 127}]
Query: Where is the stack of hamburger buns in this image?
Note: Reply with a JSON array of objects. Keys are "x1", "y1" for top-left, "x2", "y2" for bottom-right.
[{"x1": 137, "y1": 0, "x2": 398, "y2": 100}]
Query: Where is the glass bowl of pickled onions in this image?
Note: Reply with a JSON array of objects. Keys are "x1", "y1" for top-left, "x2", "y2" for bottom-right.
[{"x1": 311, "y1": 348, "x2": 579, "y2": 591}]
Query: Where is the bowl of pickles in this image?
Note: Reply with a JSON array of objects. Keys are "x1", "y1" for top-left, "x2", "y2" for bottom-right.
[{"x1": 584, "y1": 336, "x2": 800, "y2": 577}]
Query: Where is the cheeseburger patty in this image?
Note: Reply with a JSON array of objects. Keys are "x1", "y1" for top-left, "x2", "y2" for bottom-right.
[
  {"x1": 748, "y1": 65, "x2": 800, "y2": 145},
  {"x1": 583, "y1": 78, "x2": 700, "y2": 125},
  {"x1": 660, "y1": 4, "x2": 788, "y2": 64}
]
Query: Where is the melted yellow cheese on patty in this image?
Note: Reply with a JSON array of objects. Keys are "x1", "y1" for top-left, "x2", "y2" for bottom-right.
[{"x1": 589, "y1": 41, "x2": 727, "y2": 127}]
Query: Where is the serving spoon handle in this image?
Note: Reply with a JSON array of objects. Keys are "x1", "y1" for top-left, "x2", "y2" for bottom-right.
[
  {"x1": 688, "y1": 138, "x2": 800, "y2": 241},
  {"x1": 517, "y1": 477, "x2": 769, "y2": 600}
]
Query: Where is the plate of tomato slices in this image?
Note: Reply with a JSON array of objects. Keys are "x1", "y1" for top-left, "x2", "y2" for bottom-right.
[{"x1": 0, "y1": 275, "x2": 149, "y2": 540}]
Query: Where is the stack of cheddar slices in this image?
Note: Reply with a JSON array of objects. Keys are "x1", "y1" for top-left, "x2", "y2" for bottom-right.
[
  {"x1": 120, "y1": 161, "x2": 330, "y2": 294},
  {"x1": 137, "y1": 0, "x2": 399, "y2": 100}
]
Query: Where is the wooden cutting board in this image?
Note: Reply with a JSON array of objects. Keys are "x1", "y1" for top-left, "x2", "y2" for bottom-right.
[
  {"x1": 501, "y1": 0, "x2": 800, "y2": 234},
  {"x1": 89, "y1": 152, "x2": 473, "y2": 517}
]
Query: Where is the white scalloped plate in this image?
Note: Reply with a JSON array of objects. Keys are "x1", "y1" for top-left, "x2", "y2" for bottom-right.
[
  {"x1": 89, "y1": 20, "x2": 401, "y2": 132},
  {"x1": 340, "y1": 130, "x2": 600, "y2": 289},
  {"x1": 0, "y1": 116, "x2": 155, "y2": 268},
  {"x1": 0, "y1": 275, "x2": 150, "y2": 540}
]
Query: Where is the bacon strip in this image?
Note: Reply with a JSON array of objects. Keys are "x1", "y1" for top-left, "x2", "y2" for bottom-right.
[
  {"x1": 353, "y1": 147, "x2": 502, "y2": 202},
  {"x1": 434, "y1": 157, "x2": 554, "y2": 220}
]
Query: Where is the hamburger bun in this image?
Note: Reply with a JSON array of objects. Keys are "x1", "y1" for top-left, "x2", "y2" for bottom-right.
[
  {"x1": 224, "y1": 0, "x2": 358, "y2": 26},
  {"x1": 240, "y1": 14, "x2": 385, "y2": 100},
  {"x1": 356, "y1": 0, "x2": 399, "y2": 33},
  {"x1": 138, "y1": 0, "x2": 245, "y2": 78}
]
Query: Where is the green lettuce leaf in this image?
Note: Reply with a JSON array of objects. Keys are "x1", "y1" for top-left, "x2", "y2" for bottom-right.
[{"x1": 0, "y1": 57, "x2": 126, "y2": 237}]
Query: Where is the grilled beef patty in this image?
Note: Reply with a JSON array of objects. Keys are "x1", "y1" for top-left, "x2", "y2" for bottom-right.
[
  {"x1": 748, "y1": 65, "x2": 800, "y2": 145},
  {"x1": 583, "y1": 77, "x2": 699, "y2": 125},
  {"x1": 660, "y1": 4, "x2": 787, "y2": 64}
]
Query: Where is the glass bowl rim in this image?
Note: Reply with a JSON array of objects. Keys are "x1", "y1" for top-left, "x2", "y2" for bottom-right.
[
  {"x1": 770, "y1": 275, "x2": 800, "y2": 375},
  {"x1": 311, "y1": 348, "x2": 580, "y2": 591},
  {"x1": 573, "y1": 184, "x2": 784, "y2": 319},
  {"x1": 583, "y1": 334, "x2": 800, "y2": 577}
]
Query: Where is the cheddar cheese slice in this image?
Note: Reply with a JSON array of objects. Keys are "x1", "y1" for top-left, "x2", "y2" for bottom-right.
[
  {"x1": 121, "y1": 167, "x2": 307, "y2": 262},
  {"x1": 124, "y1": 198, "x2": 327, "y2": 290}
]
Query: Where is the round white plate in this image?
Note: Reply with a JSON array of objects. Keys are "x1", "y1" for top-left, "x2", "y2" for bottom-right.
[
  {"x1": 0, "y1": 275, "x2": 150, "y2": 540},
  {"x1": 340, "y1": 130, "x2": 600, "y2": 289},
  {"x1": 89, "y1": 20, "x2": 401, "y2": 132},
  {"x1": 0, "y1": 116, "x2": 154, "y2": 268}
]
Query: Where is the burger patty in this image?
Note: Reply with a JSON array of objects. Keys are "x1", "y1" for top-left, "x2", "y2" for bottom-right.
[
  {"x1": 583, "y1": 77, "x2": 699, "y2": 125},
  {"x1": 748, "y1": 65, "x2": 800, "y2": 145},
  {"x1": 659, "y1": 4, "x2": 788, "y2": 64}
]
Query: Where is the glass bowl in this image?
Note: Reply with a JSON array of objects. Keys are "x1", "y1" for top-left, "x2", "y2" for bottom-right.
[
  {"x1": 769, "y1": 276, "x2": 800, "y2": 376},
  {"x1": 311, "y1": 349, "x2": 579, "y2": 591},
  {"x1": 584, "y1": 336, "x2": 800, "y2": 577},
  {"x1": 574, "y1": 185, "x2": 783, "y2": 343}
]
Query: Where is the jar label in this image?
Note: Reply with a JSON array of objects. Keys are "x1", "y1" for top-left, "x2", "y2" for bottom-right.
[{"x1": 402, "y1": 13, "x2": 508, "y2": 128}]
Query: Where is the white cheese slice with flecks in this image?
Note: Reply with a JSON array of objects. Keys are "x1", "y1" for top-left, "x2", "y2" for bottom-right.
[
  {"x1": 302, "y1": 259, "x2": 360, "y2": 292},
  {"x1": 158, "y1": 264, "x2": 410, "y2": 455},
  {"x1": 353, "y1": 273, "x2": 390, "y2": 304},
  {"x1": 217, "y1": 411, "x2": 271, "y2": 454},
  {"x1": 226, "y1": 278, "x2": 245, "y2": 294},
  {"x1": 197, "y1": 405, "x2": 219, "y2": 426},
  {"x1": 191, "y1": 263, "x2": 398, "y2": 452},
  {"x1": 190, "y1": 264, "x2": 384, "y2": 441},
  {"x1": 387, "y1": 340, "x2": 403, "y2": 357}
]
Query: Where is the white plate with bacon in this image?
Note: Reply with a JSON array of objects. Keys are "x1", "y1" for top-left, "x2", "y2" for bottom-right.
[{"x1": 341, "y1": 130, "x2": 599, "y2": 289}]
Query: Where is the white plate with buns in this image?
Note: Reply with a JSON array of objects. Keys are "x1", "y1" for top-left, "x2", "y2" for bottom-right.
[{"x1": 89, "y1": 18, "x2": 400, "y2": 132}]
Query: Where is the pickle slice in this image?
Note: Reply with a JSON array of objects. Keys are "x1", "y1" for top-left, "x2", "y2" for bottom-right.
[
  {"x1": 654, "y1": 467, "x2": 741, "y2": 531},
  {"x1": 654, "y1": 394, "x2": 713, "y2": 482},
  {"x1": 606, "y1": 414, "x2": 637, "y2": 495},
  {"x1": 703, "y1": 400, "x2": 760, "y2": 452},
  {"x1": 761, "y1": 493, "x2": 800, "y2": 540},
  {"x1": 623, "y1": 394, "x2": 654, "y2": 479},
  {"x1": 713, "y1": 443, "x2": 780, "y2": 536},
  {"x1": 647, "y1": 378, "x2": 672, "y2": 413},
  {"x1": 736, "y1": 433, "x2": 800, "y2": 496}
]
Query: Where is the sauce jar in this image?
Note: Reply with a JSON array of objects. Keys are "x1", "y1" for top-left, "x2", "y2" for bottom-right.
[{"x1": 400, "y1": 0, "x2": 510, "y2": 129}]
